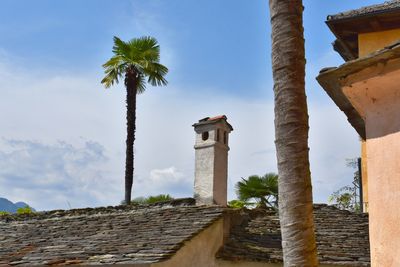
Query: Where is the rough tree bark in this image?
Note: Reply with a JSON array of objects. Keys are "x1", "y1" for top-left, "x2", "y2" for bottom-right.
[
  {"x1": 269, "y1": 1, "x2": 318, "y2": 266},
  {"x1": 124, "y1": 69, "x2": 138, "y2": 204}
]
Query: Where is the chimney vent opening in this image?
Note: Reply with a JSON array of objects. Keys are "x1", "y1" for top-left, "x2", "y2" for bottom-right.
[{"x1": 202, "y1": 131, "x2": 209, "y2": 141}]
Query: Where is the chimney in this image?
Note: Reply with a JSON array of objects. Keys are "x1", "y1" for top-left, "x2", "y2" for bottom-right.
[{"x1": 192, "y1": 115, "x2": 233, "y2": 206}]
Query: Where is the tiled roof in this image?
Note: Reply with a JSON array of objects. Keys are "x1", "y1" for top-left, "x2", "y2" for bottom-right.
[
  {"x1": 325, "y1": 0, "x2": 400, "y2": 61},
  {"x1": 219, "y1": 204, "x2": 370, "y2": 266},
  {"x1": 0, "y1": 200, "x2": 370, "y2": 266},
  {"x1": 207, "y1": 115, "x2": 227, "y2": 121},
  {"x1": 0, "y1": 199, "x2": 223, "y2": 266},
  {"x1": 193, "y1": 115, "x2": 233, "y2": 131},
  {"x1": 328, "y1": 0, "x2": 400, "y2": 21}
]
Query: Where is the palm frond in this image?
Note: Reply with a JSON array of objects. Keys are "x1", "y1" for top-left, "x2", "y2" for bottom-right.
[
  {"x1": 136, "y1": 75, "x2": 147, "y2": 94},
  {"x1": 101, "y1": 55, "x2": 126, "y2": 88},
  {"x1": 142, "y1": 62, "x2": 168, "y2": 87},
  {"x1": 235, "y1": 173, "x2": 279, "y2": 208},
  {"x1": 101, "y1": 36, "x2": 168, "y2": 91},
  {"x1": 101, "y1": 67, "x2": 121, "y2": 88},
  {"x1": 128, "y1": 36, "x2": 160, "y2": 61},
  {"x1": 112, "y1": 36, "x2": 131, "y2": 58}
]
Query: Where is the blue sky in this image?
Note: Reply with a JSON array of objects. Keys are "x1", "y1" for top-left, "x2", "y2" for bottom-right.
[{"x1": 0, "y1": 1, "x2": 381, "y2": 210}]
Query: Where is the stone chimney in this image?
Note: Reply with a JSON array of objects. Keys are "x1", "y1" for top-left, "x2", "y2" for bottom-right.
[{"x1": 192, "y1": 115, "x2": 233, "y2": 206}]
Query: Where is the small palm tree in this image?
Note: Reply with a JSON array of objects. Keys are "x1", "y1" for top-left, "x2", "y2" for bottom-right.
[
  {"x1": 235, "y1": 173, "x2": 279, "y2": 209},
  {"x1": 101, "y1": 36, "x2": 168, "y2": 204}
]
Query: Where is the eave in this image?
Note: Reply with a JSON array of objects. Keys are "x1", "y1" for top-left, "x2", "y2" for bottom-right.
[
  {"x1": 316, "y1": 41, "x2": 400, "y2": 140},
  {"x1": 326, "y1": 3, "x2": 400, "y2": 61}
]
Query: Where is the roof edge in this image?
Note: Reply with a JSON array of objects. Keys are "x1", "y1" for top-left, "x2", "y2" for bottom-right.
[
  {"x1": 316, "y1": 40, "x2": 400, "y2": 140},
  {"x1": 327, "y1": 1, "x2": 400, "y2": 22}
]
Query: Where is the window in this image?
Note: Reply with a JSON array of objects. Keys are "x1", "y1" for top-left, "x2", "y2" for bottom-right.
[
  {"x1": 223, "y1": 131, "x2": 227, "y2": 144},
  {"x1": 216, "y1": 129, "x2": 220, "y2": 142},
  {"x1": 202, "y1": 131, "x2": 209, "y2": 141}
]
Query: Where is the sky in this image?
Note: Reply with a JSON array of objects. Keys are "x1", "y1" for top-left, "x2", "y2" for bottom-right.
[{"x1": 0, "y1": 0, "x2": 381, "y2": 211}]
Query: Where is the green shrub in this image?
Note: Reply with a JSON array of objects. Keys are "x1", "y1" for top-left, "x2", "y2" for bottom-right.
[
  {"x1": 16, "y1": 206, "x2": 34, "y2": 214},
  {"x1": 129, "y1": 194, "x2": 174, "y2": 205},
  {"x1": 228, "y1": 200, "x2": 246, "y2": 208},
  {"x1": 145, "y1": 194, "x2": 173, "y2": 204}
]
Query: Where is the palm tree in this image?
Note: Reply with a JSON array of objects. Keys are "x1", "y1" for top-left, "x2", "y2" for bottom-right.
[
  {"x1": 268, "y1": 1, "x2": 318, "y2": 266},
  {"x1": 235, "y1": 173, "x2": 278, "y2": 209},
  {"x1": 101, "y1": 36, "x2": 168, "y2": 204}
]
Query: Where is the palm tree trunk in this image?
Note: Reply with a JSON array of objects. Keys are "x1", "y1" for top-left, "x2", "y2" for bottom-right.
[
  {"x1": 269, "y1": 1, "x2": 318, "y2": 266},
  {"x1": 124, "y1": 72, "x2": 138, "y2": 204}
]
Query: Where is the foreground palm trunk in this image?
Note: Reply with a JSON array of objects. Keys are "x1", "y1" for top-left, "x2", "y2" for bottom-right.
[
  {"x1": 124, "y1": 71, "x2": 137, "y2": 204},
  {"x1": 269, "y1": 1, "x2": 318, "y2": 266}
]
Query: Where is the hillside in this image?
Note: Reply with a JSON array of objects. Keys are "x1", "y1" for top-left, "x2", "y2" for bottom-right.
[{"x1": 0, "y1": 197, "x2": 33, "y2": 213}]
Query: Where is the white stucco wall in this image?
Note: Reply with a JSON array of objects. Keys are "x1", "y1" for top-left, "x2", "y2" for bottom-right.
[{"x1": 193, "y1": 120, "x2": 231, "y2": 206}]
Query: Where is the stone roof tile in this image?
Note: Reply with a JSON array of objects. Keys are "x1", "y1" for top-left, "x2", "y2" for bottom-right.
[
  {"x1": 0, "y1": 199, "x2": 223, "y2": 266},
  {"x1": 328, "y1": 0, "x2": 400, "y2": 21},
  {"x1": 218, "y1": 204, "x2": 370, "y2": 266},
  {"x1": 0, "y1": 201, "x2": 370, "y2": 266}
]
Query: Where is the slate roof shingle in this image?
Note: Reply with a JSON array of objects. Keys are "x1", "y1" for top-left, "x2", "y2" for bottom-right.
[
  {"x1": 0, "y1": 199, "x2": 223, "y2": 266},
  {"x1": 324, "y1": 0, "x2": 400, "y2": 61},
  {"x1": 327, "y1": 0, "x2": 400, "y2": 21},
  {"x1": 0, "y1": 199, "x2": 370, "y2": 266},
  {"x1": 219, "y1": 204, "x2": 370, "y2": 267},
  {"x1": 193, "y1": 115, "x2": 233, "y2": 131}
]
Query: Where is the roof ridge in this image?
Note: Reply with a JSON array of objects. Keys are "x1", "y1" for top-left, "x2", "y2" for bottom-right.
[{"x1": 0, "y1": 197, "x2": 198, "y2": 222}]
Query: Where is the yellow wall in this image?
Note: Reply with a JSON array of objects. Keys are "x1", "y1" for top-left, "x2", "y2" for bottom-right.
[
  {"x1": 358, "y1": 29, "x2": 400, "y2": 57},
  {"x1": 357, "y1": 28, "x2": 400, "y2": 214},
  {"x1": 152, "y1": 219, "x2": 224, "y2": 267}
]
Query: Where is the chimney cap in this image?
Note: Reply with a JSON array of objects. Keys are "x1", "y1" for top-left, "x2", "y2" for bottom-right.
[{"x1": 193, "y1": 115, "x2": 233, "y2": 131}]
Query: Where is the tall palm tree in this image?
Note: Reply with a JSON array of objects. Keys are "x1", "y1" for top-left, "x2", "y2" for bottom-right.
[
  {"x1": 101, "y1": 36, "x2": 168, "y2": 204},
  {"x1": 235, "y1": 173, "x2": 278, "y2": 209},
  {"x1": 268, "y1": 1, "x2": 318, "y2": 266}
]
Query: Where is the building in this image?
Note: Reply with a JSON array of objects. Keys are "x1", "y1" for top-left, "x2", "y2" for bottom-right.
[
  {"x1": 0, "y1": 116, "x2": 370, "y2": 266},
  {"x1": 317, "y1": 1, "x2": 400, "y2": 266}
]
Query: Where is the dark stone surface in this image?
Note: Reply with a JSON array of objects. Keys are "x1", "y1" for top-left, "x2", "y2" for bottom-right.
[
  {"x1": 218, "y1": 204, "x2": 370, "y2": 266},
  {"x1": 0, "y1": 198, "x2": 223, "y2": 266},
  {"x1": 0, "y1": 200, "x2": 370, "y2": 266}
]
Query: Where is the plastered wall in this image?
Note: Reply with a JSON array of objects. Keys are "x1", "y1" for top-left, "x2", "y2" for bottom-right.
[
  {"x1": 358, "y1": 29, "x2": 400, "y2": 57},
  {"x1": 343, "y1": 66, "x2": 400, "y2": 267},
  {"x1": 151, "y1": 219, "x2": 224, "y2": 267}
]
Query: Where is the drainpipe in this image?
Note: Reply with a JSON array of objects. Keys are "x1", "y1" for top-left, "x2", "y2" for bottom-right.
[{"x1": 358, "y1": 157, "x2": 363, "y2": 213}]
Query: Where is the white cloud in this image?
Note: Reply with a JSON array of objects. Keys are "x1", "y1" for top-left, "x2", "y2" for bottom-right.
[
  {"x1": 134, "y1": 166, "x2": 192, "y2": 198},
  {"x1": 0, "y1": 139, "x2": 120, "y2": 211},
  {"x1": 0, "y1": 45, "x2": 360, "y2": 210}
]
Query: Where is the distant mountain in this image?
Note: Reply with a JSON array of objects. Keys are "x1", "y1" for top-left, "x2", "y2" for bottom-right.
[
  {"x1": 14, "y1": 201, "x2": 31, "y2": 209},
  {"x1": 0, "y1": 197, "x2": 34, "y2": 213}
]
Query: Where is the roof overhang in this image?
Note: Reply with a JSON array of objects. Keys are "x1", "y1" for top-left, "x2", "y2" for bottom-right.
[
  {"x1": 316, "y1": 41, "x2": 400, "y2": 140},
  {"x1": 327, "y1": 4, "x2": 400, "y2": 61}
]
